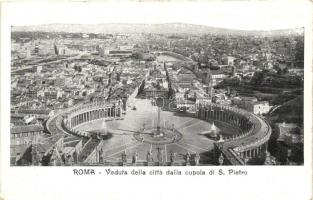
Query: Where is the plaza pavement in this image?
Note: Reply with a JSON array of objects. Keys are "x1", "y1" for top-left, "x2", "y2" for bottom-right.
[{"x1": 76, "y1": 99, "x2": 240, "y2": 164}]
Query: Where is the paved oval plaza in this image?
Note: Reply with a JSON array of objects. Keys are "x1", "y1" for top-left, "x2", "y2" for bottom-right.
[{"x1": 75, "y1": 99, "x2": 240, "y2": 165}]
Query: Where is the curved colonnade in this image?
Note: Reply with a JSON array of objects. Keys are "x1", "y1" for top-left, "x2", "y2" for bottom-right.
[
  {"x1": 197, "y1": 104, "x2": 271, "y2": 165},
  {"x1": 46, "y1": 102, "x2": 122, "y2": 138},
  {"x1": 46, "y1": 101, "x2": 271, "y2": 165}
]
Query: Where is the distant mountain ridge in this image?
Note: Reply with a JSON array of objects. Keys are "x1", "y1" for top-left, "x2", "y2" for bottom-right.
[{"x1": 12, "y1": 23, "x2": 304, "y2": 36}]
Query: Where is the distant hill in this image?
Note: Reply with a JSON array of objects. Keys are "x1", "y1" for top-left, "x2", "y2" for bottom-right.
[{"x1": 11, "y1": 23, "x2": 304, "y2": 36}]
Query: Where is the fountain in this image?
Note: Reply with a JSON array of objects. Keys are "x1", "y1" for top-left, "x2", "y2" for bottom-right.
[
  {"x1": 102, "y1": 120, "x2": 108, "y2": 135},
  {"x1": 200, "y1": 122, "x2": 220, "y2": 138},
  {"x1": 88, "y1": 119, "x2": 112, "y2": 140},
  {"x1": 210, "y1": 122, "x2": 219, "y2": 137}
]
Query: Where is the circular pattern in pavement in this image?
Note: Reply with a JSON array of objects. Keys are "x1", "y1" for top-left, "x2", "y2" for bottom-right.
[{"x1": 133, "y1": 126, "x2": 183, "y2": 145}]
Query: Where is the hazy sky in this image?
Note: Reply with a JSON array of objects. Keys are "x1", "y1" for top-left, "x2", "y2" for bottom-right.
[{"x1": 2, "y1": 1, "x2": 311, "y2": 30}]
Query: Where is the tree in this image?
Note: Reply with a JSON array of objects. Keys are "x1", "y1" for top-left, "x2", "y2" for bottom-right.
[
  {"x1": 291, "y1": 127, "x2": 302, "y2": 135},
  {"x1": 282, "y1": 67, "x2": 288, "y2": 74},
  {"x1": 74, "y1": 65, "x2": 82, "y2": 72},
  {"x1": 294, "y1": 38, "x2": 304, "y2": 68},
  {"x1": 131, "y1": 52, "x2": 144, "y2": 60},
  {"x1": 250, "y1": 71, "x2": 264, "y2": 86},
  {"x1": 276, "y1": 68, "x2": 283, "y2": 75}
]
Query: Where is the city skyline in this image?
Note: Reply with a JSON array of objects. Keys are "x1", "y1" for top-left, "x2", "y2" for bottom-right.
[
  {"x1": 4, "y1": 2, "x2": 310, "y2": 30},
  {"x1": 12, "y1": 23, "x2": 305, "y2": 35}
]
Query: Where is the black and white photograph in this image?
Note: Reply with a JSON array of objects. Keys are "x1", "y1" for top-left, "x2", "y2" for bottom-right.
[
  {"x1": 1, "y1": 1, "x2": 312, "y2": 200},
  {"x1": 10, "y1": 19, "x2": 305, "y2": 167}
]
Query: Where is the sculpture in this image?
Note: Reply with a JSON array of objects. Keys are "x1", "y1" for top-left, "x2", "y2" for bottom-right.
[
  {"x1": 121, "y1": 151, "x2": 127, "y2": 163},
  {"x1": 194, "y1": 153, "x2": 200, "y2": 165},
  {"x1": 170, "y1": 151, "x2": 176, "y2": 163},
  {"x1": 132, "y1": 152, "x2": 138, "y2": 164},
  {"x1": 186, "y1": 152, "x2": 191, "y2": 164}
]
